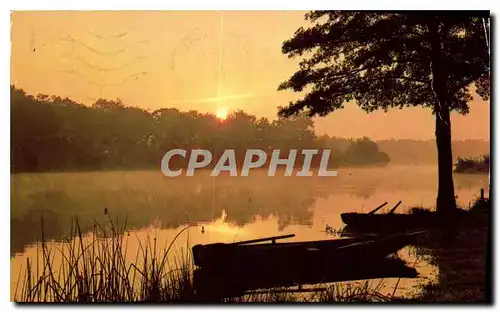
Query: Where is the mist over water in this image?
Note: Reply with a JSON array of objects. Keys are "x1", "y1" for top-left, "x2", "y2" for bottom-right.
[
  {"x1": 10, "y1": 165, "x2": 488, "y2": 299},
  {"x1": 11, "y1": 165, "x2": 489, "y2": 253}
]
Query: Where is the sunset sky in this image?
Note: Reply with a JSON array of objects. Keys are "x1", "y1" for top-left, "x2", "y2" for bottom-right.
[{"x1": 10, "y1": 11, "x2": 490, "y2": 140}]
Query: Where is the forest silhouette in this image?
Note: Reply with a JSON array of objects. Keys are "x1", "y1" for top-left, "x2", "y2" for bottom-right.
[{"x1": 11, "y1": 86, "x2": 391, "y2": 173}]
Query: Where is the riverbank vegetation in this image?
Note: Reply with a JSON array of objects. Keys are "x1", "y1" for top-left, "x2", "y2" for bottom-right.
[
  {"x1": 411, "y1": 197, "x2": 490, "y2": 302},
  {"x1": 454, "y1": 155, "x2": 490, "y2": 174}
]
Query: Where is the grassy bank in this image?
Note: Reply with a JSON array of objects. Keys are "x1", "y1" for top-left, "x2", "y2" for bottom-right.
[
  {"x1": 454, "y1": 155, "x2": 490, "y2": 174},
  {"x1": 409, "y1": 198, "x2": 490, "y2": 303}
]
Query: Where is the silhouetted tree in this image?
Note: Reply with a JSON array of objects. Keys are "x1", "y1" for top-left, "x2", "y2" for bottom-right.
[
  {"x1": 343, "y1": 137, "x2": 390, "y2": 166},
  {"x1": 277, "y1": 11, "x2": 490, "y2": 214}
]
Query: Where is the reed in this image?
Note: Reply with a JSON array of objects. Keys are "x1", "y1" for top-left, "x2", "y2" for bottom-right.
[
  {"x1": 14, "y1": 213, "x2": 195, "y2": 303},
  {"x1": 14, "y1": 213, "x2": 397, "y2": 303}
]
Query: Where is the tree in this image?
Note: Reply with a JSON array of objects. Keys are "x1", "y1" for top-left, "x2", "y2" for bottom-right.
[
  {"x1": 343, "y1": 137, "x2": 390, "y2": 166},
  {"x1": 277, "y1": 11, "x2": 490, "y2": 214}
]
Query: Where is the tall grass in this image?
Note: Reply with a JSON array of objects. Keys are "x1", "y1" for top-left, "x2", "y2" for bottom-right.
[
  {"x1": 14, "y1": 214, "x2": 195, "y2": 303},
  {"x1": 226, "y1": 280, "x2": 392, "y2": 303},
  {"x1": 14, "y1": 213, "x2": 403, "y2": 303}
]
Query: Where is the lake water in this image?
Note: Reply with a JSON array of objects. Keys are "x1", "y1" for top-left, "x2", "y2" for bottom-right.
[{"x1": 10, "y1": 166, "x2": 490, "y2": 301}]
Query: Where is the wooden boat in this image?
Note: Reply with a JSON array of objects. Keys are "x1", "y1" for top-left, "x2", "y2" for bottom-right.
[
  {"x1": 191, "y1": 226, "x2": 423, "y2": 299},
  {"x1": 192, "y1": 231, "x2": 423, "y2": 271},
  {"x1": 193, "y1": 255, "x2": 418, "y2": 299},
  {"x1": 340, "y1": 201, "x2": 436, "y2": 231},
  {"x1": 341, "y1": 213, "x2": 434, "y2": 228}
]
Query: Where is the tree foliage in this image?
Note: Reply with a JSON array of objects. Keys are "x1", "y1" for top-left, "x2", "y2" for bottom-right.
[
  {"x1": 277, "y1": 11, "x2": 490, "y2": 212},
  {"x1": 277, "y1": 11, "x2": 490, "y2": 117}
]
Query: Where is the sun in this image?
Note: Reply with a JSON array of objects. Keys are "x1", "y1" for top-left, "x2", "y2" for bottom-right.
[{"x1": 216, "y1": 107, "x2": 228, "y2": 120}]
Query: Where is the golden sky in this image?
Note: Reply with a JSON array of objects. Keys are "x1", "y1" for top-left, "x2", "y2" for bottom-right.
[{"x1": 10, "y1": 11, "x2": 490, "y2": 140}]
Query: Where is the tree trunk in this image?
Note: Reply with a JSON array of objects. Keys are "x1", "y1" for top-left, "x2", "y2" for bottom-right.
[
  {"x1": 429, "y1": 19, "x2": 457, "y2": 214},
  {"x1": 434, "y1": 106, "x2": 457, "y2": 214}
]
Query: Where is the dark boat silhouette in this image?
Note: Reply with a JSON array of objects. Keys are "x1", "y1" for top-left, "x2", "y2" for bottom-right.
[
  {"x1": 339, "y1": 200, "x2": 479, "y2": 233},
  {"x1": 192, "y1": 231, "x2": 423, "y2": 298},
  {"x1": 192, "y1": 231, "x2": 421, "y2": 269},
  {"x1": 340, "y1": 212, "x2": 435, "y2": 230},
  {"x1": 194, "y1": 256, "x2": 417, "y2": 299},
  {"x1": 340, "y1": 201, "x2": 435, "y2": 232}
]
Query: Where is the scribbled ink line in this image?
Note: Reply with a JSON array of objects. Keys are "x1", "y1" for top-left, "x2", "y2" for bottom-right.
[
  {"x1": 58, "y1": 27, "x2": 150, "y2": 93},
  {"x1": 60, "y1": 53, "x2": 147, "y2": 72},
  {"x1": 59, "y1": 34, "x2": 150, "y2": 57},
  {"x1": 88, "y1": 30, "x2": 132, "y2": 40}
]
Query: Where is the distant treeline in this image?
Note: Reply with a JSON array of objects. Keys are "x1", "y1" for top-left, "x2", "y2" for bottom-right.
[
  {"x1": 11, "y1": 86, "x2": 390, "y2": 173},
  {"x1": 377, "y1": 139, "x2": 490, "y2": 165}
]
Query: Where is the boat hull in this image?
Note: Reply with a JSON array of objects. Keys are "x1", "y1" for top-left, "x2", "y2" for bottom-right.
[
  {"x1": 192, "y1": 232, "x2": 422, "y2": 270},
  {"x1": 193, "y1": 256, "x2": 418, "y2": 299},
  {"x1": 191, "y1": 232, "x2": 423, "y2": 299},
  {"x1": 341, "y1": 213, "x2": 435, "y2": 231}
]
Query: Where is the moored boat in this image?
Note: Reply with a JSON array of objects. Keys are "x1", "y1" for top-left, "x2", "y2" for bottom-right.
[
  {"x1": 192, "y1": 231, "x2": 423, "y2": 271},
  {"x1": 340, "y1": 212, "x2": 434, "y2": 229},
  {"x1": 193, "y1": 253, "x2": 418, "y2": 299},
  {"x1": 340, "y1": 201, "x2": 437, "y2": 232}
]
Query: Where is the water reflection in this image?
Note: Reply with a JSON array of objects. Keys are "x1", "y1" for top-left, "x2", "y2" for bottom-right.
[
  {"x1": 11, "y1": 166, "x2": 489, "y2": 256},
  {"x1": 11, "y1": 210, "x2": 437, "y2": 301},
  {"x1": 11, "y1": 166, "x2": 488, "y2": 300}
]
